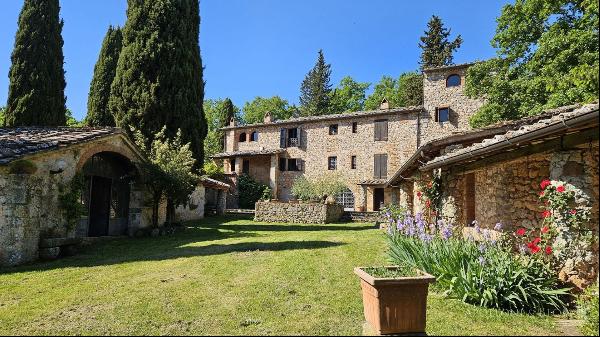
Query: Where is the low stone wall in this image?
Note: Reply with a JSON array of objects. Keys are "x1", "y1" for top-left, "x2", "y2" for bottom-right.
[
  {"x1": 342, "y1": 211, "x2": 385, "y2": 223},
  {"x1": 254, "y1": 201, "x2": 344, "y2": 224}
]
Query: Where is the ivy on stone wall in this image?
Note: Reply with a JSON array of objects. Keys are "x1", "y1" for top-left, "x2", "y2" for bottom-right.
[{"x1": 58, "y1": 173, "x2": 87, "y2": 230}]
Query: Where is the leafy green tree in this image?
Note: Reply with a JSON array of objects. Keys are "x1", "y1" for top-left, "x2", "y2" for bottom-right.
[
  {"x1": 85, "y1": 26, "x2": 122, "y2": 127},
  {"x1": 0, "y1": 106, "x2": 5, "y2": 126},
  {"x1": 5, "y1": 0, "x2": 66, "y2": 126},
  {"x1": 66, "y1": 109, "x2": 83, "y2": 127},
  {"x1": 299, "y1": 49, "x2": 332, "y2": 116},
  {"x1": 133, "y1": 127, "x2": 198, "y2": 227},
  {"x1": 364, "y1": 76, "x2": 399, "y2": 110},
  {"x1": 365, "y1": 72, "x2": 424, "y2": 110},
  {"x1": 466, "y1": 0, "x2": 599, "y2": 127},
  {"x1": 203, "y1": 98, "x2": 241, "y2": 162},
  {"x1": 242, "y1": 96, "x2": 294, "y2": 124},
  {"x1": 110, "y1": 0, "x2": 207, "y2": 170},
  {"x1": 329, "y1": 76, "x2": 370, "y2": 113},
  {"x1": 418, "y1": 15, "x2": 463, "y2": 69},
  {"x1": 397, "y1": 72, "x2": 424, "y2": 107}
]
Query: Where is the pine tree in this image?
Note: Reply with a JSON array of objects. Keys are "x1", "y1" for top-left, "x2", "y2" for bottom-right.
[
  {"x1": 419, "y1": 15, "x2": 463, "y2": 69},
  {"x1": 110, "y1": 0, "x2": 207, "y2": 170},
  {"x1": 5, "y1": 0, "x2": 66, "y2": 126},
  {"x1": 299, "y1": 50, "x2": 332, "y2": 116},
  {"x1": 221, "y1": 98, "x2": 235, "y2": 128},
  {"x1": 86, "y1": 26, "x2": 123, "y2": 127}
]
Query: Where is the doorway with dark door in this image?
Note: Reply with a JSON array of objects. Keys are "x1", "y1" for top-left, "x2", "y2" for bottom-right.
[
  {"x1": 88, "y1": 176, "x2": 112, "y2": 237},
  {"x1": 373, "y1": 188, "x2": 385, "y2": 211}
]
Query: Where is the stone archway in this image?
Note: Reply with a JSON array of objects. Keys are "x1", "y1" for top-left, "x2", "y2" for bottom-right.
[{"x1": 80, "y1": 151, "x2": 138, "y2": 237}]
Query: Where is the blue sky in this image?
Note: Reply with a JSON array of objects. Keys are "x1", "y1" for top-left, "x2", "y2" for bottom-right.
[{"x1": 0, "y1": 0, "x2": 509, "y2": 121}]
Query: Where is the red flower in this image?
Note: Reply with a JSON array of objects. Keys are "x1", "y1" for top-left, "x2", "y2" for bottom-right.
[
  {"x1": 540, "y1": 180, "x2": 551, "y2": 190},
  {"x1": 545, "y1": 246, "x2": 553, "y2": 255},
  {"x1": 417, "y1": 191, "x2": 422, "y2": 198},
  {"x1": 516, "y1": 228, "x2": 526, "y2": 236},
  {"x1": 527, "y1": 242, "x2": 541, "y2": 254},
  {"x1": 570, "y1": 209, "x2": 577, "y2": 215},
  {"x1": 539, "y1": 191, "x2": 545, "y2": 196},
  {"x1": 532, "y1": 237, "x2": 542, "y2": 245},
  {"x1": 427, "y1": 182, "x2": 433, "y2": 189},
  {"x1": 541, "y1": 226, "x2": 549, "y2": 234},
  {"x1": 425, "y1": 200, "x2": 431, "y2": 207},
  {"x1": 542, "y1": 210, "x2": 551, "y2": 218},
  {"x1": 556, "y1": 185, "x2": 565, "y2": 193}
]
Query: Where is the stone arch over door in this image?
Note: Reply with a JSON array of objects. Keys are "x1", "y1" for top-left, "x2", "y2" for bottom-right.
[{"x1": 79, "y1": 151, "x2": 140, "y2": 237}]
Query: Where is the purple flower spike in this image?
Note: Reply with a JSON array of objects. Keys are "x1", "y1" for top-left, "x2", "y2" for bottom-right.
[{"x1": 494, "y1": 222, "x2": 503, "y2": 231}]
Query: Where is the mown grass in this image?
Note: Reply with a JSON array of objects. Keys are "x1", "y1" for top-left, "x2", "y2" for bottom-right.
[{"x1": 0, "y1": 215, "x2": 559, "y2": 335}]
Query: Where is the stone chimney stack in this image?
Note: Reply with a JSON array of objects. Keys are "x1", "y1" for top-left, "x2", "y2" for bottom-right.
[
  {"x1": 229, "y1": 116, "x2": 237, "y2": 127},
  {"x1": 379, "y1": 98, "x2": 390, "y2": 110},
  {"x1": 263, "y1": 111, "x2": 273, "y2": 123}
]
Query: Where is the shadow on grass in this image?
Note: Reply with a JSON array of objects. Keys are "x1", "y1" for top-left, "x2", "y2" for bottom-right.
[{"x1": 1, "y1": 227, "x2": 344, "y2": 274}]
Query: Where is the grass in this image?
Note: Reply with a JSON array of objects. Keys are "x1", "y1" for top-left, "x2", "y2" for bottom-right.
[{"x1": 0, "y1": 215, "x2": 560, "y2": 335}]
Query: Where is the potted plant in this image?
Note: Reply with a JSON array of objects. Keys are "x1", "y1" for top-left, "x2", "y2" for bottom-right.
[{"x1": 354, "y1": 266, "x2": 435, "y2": 335}]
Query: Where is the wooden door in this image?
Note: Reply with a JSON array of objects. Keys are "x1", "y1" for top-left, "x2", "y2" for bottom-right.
[
  {"x1": 88, "y1": 176, "x2": 112, "y2": 237},
  {"x1": 373, "y1": 188, "x2": 385, "y2": 211}
]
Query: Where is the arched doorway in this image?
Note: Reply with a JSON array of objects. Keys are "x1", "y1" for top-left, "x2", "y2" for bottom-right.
[{"x1": 80, "y1": 152, "x2": 138, "y2": 237}]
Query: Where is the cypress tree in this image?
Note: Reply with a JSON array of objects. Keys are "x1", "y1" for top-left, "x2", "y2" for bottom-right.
[
  {"x1": 299, "y1": 50, "x2": 332, "y2": 116},
  {"x1": 419, "y1": 15, "x2": 463, "y2": 69},
  {"x1": 110, "y1": 0, "x2": 207, "y2": 170},
  {"x1": 221, "y1": 98, "x2": 235, "y2": 128},
  {"x1": 5, "y1": 0, "x2": 67, "y2": 126},
  {"x1": 86, "y1": 26, "x2": 123, "y2": 127}
]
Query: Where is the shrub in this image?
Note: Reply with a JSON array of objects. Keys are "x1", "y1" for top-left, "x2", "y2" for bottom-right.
[
  {"x1": 291, "y1": 174, "x2": 346, "y2": 202},
  {"x1": 238, "y1": 174, "x2": 269, "y2": 209},
  {"x1": 578, "y1": 282, "x2": 599, "y2": 336},
  {"x1": 386, "y1": 212, "x2": 570, "y2": 313}
]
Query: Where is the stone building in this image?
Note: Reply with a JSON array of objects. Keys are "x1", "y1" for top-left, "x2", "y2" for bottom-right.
[
  {"x1": 214, "y1": 63, "x2": 483, "y2": 211},
  {"x1": 0, "y1": 127, "x2": 220, "y2": 267}
]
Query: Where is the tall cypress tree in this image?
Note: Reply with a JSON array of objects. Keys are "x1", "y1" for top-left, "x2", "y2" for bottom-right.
[
  {"x1": 299, "y1": 49, "x2": 332, "y2": 116},
  {"x1": 221, "y1": 98, "x2": 235, "y2": 128},
  {"x1": 86, "y1": 26, "x2": 122, "y2": 127},
  {"x1": 110, "y1": 0, "x2": 207, "y2": 170},
  {"x1": 5, "y1": 0, "x2": 66, "y2": 126},
  {"x1": 419, "y1": 15, "x2": 463, "y2": 69}
]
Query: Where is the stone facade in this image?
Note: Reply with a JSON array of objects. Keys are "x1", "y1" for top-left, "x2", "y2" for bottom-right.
[
  {"x1": 174, "y1": 185, "x2": 206, "y2": 222},
  {"x1": 217, "y1": 64, "x2": 483, "y2": 212},
  {"x1": 0, "y1": 133, "x2": 154, "y2": 266},
  {"x1": 254, "y1": 201, "x2": 344, "y2": 224}
]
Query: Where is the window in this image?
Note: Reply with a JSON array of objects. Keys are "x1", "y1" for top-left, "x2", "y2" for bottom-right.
[
  {"x1": 329, "y1": 124, "x2": 338, "y2": 135},
  {"x1": 242, "y1": 160, "x2": 250, "y2": 174},
  {"x1": 373, "y1": 154, "x2": 388, "y2": 179},
  {"x1": 352, "y1": 122, "x2": 358, "y2": 133},
  {"x1": 328, "y1": 156, "x2": 337, "y2": 170},
  {"x1": 250, "y1": 131, "x2": 259, "y2": 142},
  {"x1": 279, "y1": 158, "x2": 287, "y2": 171},
  {"x1": 288, "y1": 159, "x2": 300, "y2": 171},
  {"x1": 336, "y1": 188, "x2": 355, "y2": 211},
  {"x1": 374, "y1": 119, "x2": 388, "y2": 141},
  {"x1": 436, "y1": 107, "x2": 450, "y2": 123},
  {"x1": 280, "y1": 127, "x2": 301, "y2": 148},
  {"x1": 446, "y1": 74, "x2": 461, "y2": 87},
  {"x1": 351, "y1": 156, "x2": 357, "y2": 169},
  {"x1": 238, "y1": 132, "x2": 247, "y2": 142},
  {"x1": 229, "y1": 158, "x2": 236, "y2": 173}
]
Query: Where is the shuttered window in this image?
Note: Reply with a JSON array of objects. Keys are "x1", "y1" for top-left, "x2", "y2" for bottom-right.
[
  {"x1": 374, "y1": 119, "x2": 388, "y2": 141},
  {"x1": 373, "y1": 154, "x2": 388, "y2": 179}
]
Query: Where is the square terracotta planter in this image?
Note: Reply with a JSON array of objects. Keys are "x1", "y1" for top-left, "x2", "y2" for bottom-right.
[{"x1": 354, "y1": 266, "x2": 435, "y2": 335}]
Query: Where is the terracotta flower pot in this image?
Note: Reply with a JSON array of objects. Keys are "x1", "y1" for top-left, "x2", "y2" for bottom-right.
[{"x1": 354, "y1": 266, "x2": 435, "y2": 335}]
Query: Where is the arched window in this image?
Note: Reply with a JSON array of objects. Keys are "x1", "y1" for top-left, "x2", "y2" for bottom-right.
[
  {"x1": 238, "y1": 132, "x2": 247, "y2": 142},
  {"x1": 336, "y1": 188, "x2": 355, "y2": 211},
  {"x1": 446, "y1": 74, "x2": 461, "y2": 87},
  {"x1": 250, "y1": 131, "x2": 259, "y2": 142}
]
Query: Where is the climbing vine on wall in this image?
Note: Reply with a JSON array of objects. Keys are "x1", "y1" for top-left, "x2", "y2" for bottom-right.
[
  {"x1": 417, "y1": 174, "x2": 442, "y2": 222},
  {"x1": 58, "y1": 173, "x2": 87, "y2": 230}
]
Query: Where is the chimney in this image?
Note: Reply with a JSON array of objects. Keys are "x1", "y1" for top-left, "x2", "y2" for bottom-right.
[
  {"x1": 263, "y1": 111, "x2": 273, "y2": 123},
  {"x1": 229, "y1": 116, "x2": 237, "y2": 127},
  {"x1": 379, "y1": 98, "x2": 390, "y2": 110}
]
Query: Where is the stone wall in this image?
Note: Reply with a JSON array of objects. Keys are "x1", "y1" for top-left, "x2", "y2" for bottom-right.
[
  {"x1": 174, "y1": 185, "x2": 206, "y2": 222},
  {"x1": 0, "y1": 135, "x2": 152, "y2": 266},
  {"x1": 421, "y1": 65, "x2": 486, "y2": 145},
  {"x1": 254, "y1": 201, "x2": 344, "y2": 224}
]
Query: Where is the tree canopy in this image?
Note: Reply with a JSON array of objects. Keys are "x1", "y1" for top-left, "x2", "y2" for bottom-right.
[
  {"x1": 86, "y1": 25, "x2": 122, "y2": 127},
  {"x1": 328, "y1": 76, "x2": 370, "y2": 113},
  {"x1": 364, "y1": 72, "x2": 423, "y2": 110},
  {"x1": 203, "y1": 98, "x2": 241, "y2": 163},
  {"x1": 419, "y1": 15, "x2": 463, "y2": 69},
  {"x1": 5, "y1": 0, "x2": 66, "y2": 126},
  {"x1": 466, "y1": 0, "x2": 599, "y2": 127},
  {"x1": 109, "y1": 0, "x2": 207, "y2": 170},
  {"x1": 242, "y1": 96, "x2": 295, "y2": 124},
  {"x1": 299, "y1": 50, "x2": 332, "y2": 116}
]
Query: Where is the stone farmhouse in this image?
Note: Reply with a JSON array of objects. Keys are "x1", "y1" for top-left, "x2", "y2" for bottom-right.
[
  {"x1": 214, "y1": 63, "x2": 485, "y2": 212},
  {"x1": 0, "y1": 128, "x2": 229, "y2": 267}
]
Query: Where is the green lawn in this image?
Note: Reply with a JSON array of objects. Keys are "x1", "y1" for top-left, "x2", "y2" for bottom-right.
[{"x1": 0, "y1": 215, "x2": 560, "y2": 335}]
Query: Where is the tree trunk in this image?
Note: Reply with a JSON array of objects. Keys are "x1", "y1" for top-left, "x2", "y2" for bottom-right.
[{"x1": 166, "y1": 198, "x2": 175, "y2": 226}]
